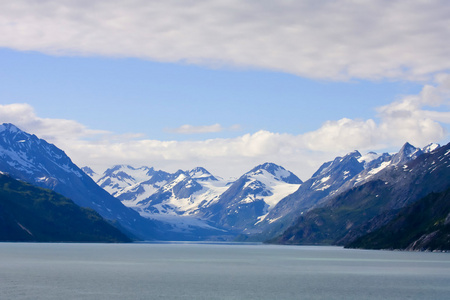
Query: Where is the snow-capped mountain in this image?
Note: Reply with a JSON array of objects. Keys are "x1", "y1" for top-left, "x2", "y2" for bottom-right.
[
  {"x1": 86, "y1": 164, "x2": 232, "y2": 235},
  {"x1": 272, "y1": 141, "x2": 450, "y2": 247},
  {"x1": 246, "y1": 151, "x2": 369, "y2": 239},
  {"x1": 0, "y1": 123, "x2": 159, "y2": 240},
  {"x1": 5, "y1": 122, "x2": 445, "y2": 244},
  {"x1": 205, "y1": 163, "x2": 302, "y2": 233},
  {"x1": 92, "y1": 142, "x2": 437, "y2": 241},
  {"x1": 337, "y1": 142, "x2": 439, "y2": 193},
  {"x1": 131, "y1": 168, "x2": 228, "y2": 215},
  {"x1": 97, "y1": 165, "x2": 153, "y2": 196},
  {"x1": 422, "y1": 143, "x2": 440, "y2": 153},
  {"x1": 88, "y1": 162, "x2": 302, "y2": 236},
  {"x1": 89, "y1": 166, "x2": 227, "y2": 212},
  {"x1": 245, "y1": 142, "x2": 438, "y2": 241},
  {"x1": 81, "y1": 166, "x2": 98, "y2": 180}
]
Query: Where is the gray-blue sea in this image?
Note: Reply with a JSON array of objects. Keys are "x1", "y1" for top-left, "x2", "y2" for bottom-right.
[{"x1": 0, "y1": 242, "x2": 449, "y2": 299}]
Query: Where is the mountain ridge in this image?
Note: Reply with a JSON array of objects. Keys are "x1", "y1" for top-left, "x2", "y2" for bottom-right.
[
  {"x1": 2, "y1": 122, "x2": 448, "y2": 247},
  {"x1": 269, "y1": 141, "x2": 450, "y2": 247},
  {"x1": 0, "y1": 123, "x2": 160, "y2": 240},
  {"x1": 0, "y1": 173, "x2": 131, "y2": 242},
  {"x1": 345, "y1": 186, "x2": 450, "y2": 251}
]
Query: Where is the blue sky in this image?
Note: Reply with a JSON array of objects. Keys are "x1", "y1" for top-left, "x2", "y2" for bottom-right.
[
  {"x1": 0, "y1": 49, "x2": 422, "y2": 140},
  {"x1": 0, "y1": 1, "x2": 449, "y2": 179}
]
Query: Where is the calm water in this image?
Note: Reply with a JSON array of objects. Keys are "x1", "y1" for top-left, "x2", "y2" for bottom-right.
[{"x1": 0, "y1": 242, "x2": 449, "y2": 299}]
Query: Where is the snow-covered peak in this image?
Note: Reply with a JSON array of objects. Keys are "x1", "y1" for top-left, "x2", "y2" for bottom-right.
[
  {"x1": 0, "y1": 123, "x2": 83, "y2": 179},
  {"x1": 402, "y1": 142, "x2": 419, "y2": 155},
  {"x1": 81, "y1": 166, "x2": 102, "y2": 182},
  {"x1": 102, "y1": 165, "x2": 154, "y2": 182},
  {"x1": 356, "y1": 151, "x2": 393, "y2": 170},
  {"x1": 81, "y1": 166, "x2": 96, "y2": 177},
  {"x1": 0, "y1": 123, "x2": 21, "y2": 133},
  {"x1": 188, "y1": 167, "x2": 217, "y2": 181},
  {"x1": 357, "y1": 152, "x2": 381, "y2": 164},
  {"x1": 390, "y1": 142, "x2": 423, "y2": 165},
  {"x1": 347, "y1": 150, "x2": 362, "y2": 159},
  {"x1": 247, "y1": 162, "x2": 302, "y2": 184},
  {"x1": 312, "y1": 150, "x2": 362, "y2": 178},
  {"x1": 0, "y1": 123, "x2": 33, "y2": 143},
  {"x1": 423, "y1": 143, "x2": 440, "y2": 153},
  {"x1": 94, "y1": 165, "x2": 160, "y2": 197}
]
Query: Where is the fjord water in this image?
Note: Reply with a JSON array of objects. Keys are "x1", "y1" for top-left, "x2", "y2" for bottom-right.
[{"x1": 1, "y1": 243, "x2": 449, "y2": 299}]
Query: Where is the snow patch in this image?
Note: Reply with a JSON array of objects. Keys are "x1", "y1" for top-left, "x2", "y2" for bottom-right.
[
  {"x1": 320, "y1": 175, "x2": 331, "y2": 183},
  {"x1": 358, "y1": 152, "x2": 381, "y2": 165},
  {"x1": 316, "y1": 184, "x2": 331, "y2": 191}
]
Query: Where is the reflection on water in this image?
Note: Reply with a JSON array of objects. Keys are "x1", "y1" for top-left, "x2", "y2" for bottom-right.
[{"x1": 0, "y1": 243, "x2": 449, "y2": 299}]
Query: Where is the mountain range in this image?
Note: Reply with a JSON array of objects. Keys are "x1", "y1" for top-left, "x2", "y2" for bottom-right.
[
  {"x1": 1, "y1": 122, "x2": 449, "y2": 249},
  {"x1": 269, "y1": 141, "x2": 450, "y2": 249},
  {"x1": 84, "y1": 162, "x2": 302, "y2": 239}
]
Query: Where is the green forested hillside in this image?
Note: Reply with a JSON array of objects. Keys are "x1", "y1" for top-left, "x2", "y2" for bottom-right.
[
  {"x1": 0, "y1": 174, "x2": 131, "y2": 242},
  {"x1": 346, "y1": 187, "x2": 450, "y2": 251}
]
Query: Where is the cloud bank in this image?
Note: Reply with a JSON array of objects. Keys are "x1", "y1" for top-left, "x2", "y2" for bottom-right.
[
  {"x1": 1, "y1": 0, "x2": 449, "y2": 81},
  {"x1": 1, "y1": 75, "x2": 449, "y2": 179}
]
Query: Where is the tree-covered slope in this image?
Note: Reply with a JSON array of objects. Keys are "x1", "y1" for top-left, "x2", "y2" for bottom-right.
[
  {"x1": 0, "y1": 174, "x2": 131, "y2": 242},
  {"x1": 346, "y1": 187, "x2": 450, "y2": 251}
]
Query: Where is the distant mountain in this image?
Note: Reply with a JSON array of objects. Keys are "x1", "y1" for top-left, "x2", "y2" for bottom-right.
[
  {"x1": 5, "y1": 121, "x2": 447, "y2": 247},
  {"x1": 133, "y1": 167, "x2": 226, "y2": 214},
  {"x1": 0, "y1": 173, "x2": 131, "y2": 242},
  {"x1": 88, "y1": 162, "x2": 302, "y2": 239},
  {"x1": 346, "y1": 186, "x2": 450, "y2": 251},
  {"x1": 243, "y1": 142, "x2": 440, "y2": 242},
  {"x1": 87, "y1": 164, "x2": 233, "y2": 239},
  {"x1": 0, "y1": 123, "x2": 160, "y2": 240},
  {"x1": 80, "y1": 166, "x2": 99, "y2": 181},
  {"x1": 89, "y1": 142, "x2": 444, "y2": 243},
  {"x1": 205, "y1": 163, "x2": 302, "y2": 234},
  {"x1": 95, "y1": 165, "x2": 158, "y2": 199},
  {"x1": 321, "y1": 143, "x2": 433, "y2": 201},
  {"x1": 269, "y1": 142, "x2": 450, "y2": 246},
  {"x1": 240, "y1": 150, "x2": 385, "y2": 240}
]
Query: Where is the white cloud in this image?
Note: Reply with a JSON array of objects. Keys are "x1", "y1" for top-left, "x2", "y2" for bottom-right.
[
  {"x1": 304, "y1": 74, "x2": 450, "y2": 152},
  {"x1": 1, "y1": 73, "x2": 449, "y2": 180},
  {"x1": 0, "y1": 0, "x2": 449, "y2": 81},
  {"x1": 0, "y1": 103, "x2": 109, "y2": 141},
  {"x1": 303, "y1": 118, "x2": 381, "y2": 152}
]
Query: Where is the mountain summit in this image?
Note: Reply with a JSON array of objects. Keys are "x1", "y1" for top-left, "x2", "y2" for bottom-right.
[
  {"x1": 0, "y1": 123, "x2": 159, "y2": 240},
  {"x1": 248, "y1": 162, "x2": 302, "y2": 184},
  {"x1": 205, "y1": 163, "x2": 302, "y2": 233}
]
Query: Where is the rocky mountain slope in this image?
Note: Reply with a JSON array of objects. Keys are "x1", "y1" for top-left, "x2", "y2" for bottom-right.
[
  {"x1": 244, "y1": 142, "x2": 440, "y2": 241},
  {"x1": 0, "y1": 123, "x2": 159, "y2": 240},
  {"x1": 0, "y1": 173, "x2": 131, "y2": 242},
  {"x1": 269, "y1": 142, "x2": 450, "y2": 246},
  {"x1": 346, "y1": 186, "x2": 450, "y2": 251}
]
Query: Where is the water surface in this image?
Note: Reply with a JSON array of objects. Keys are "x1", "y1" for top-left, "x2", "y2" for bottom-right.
[{"x1": 0, "y1": 242, "x2": 449, "y2": 299}]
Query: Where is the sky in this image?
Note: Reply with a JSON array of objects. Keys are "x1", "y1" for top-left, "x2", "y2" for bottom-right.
[{"x1": 1, "y1": 0, "x2": 450, "y2": 180}]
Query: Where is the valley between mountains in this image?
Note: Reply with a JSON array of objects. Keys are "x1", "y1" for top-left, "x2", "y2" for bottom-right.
[{"x1": 1, "y1": 123, "x2": 449, "y2": 250}]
